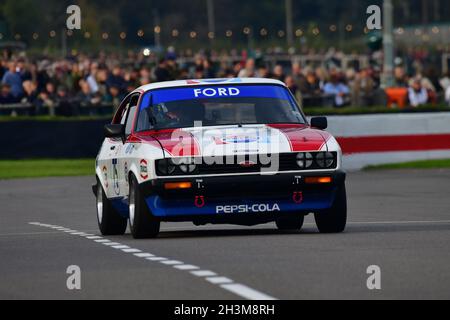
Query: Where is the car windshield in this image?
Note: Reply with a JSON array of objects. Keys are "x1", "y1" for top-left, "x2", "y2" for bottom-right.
[{"x1": 135, "y1": 84, "x2": 305, "y2": 131}]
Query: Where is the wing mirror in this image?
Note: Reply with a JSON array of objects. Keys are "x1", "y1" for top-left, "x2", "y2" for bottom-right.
[
  {"x1": 104, "y1": 124, "x2": 125, "y2": 141},
  {"x1": 310, "y1": 117, "x2": 328, "y2": 130}
]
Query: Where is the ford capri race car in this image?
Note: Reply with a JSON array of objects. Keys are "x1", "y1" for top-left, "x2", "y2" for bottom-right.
[{"x1": 94, "y1": 78, "x2": 347, "y2": 238}]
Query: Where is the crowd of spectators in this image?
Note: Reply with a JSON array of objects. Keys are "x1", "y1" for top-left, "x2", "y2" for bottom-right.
[{"x1": 1, "y1": 48, "x2": 450, "y2": 116}]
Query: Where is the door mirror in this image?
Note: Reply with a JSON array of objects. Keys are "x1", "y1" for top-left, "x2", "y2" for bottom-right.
[
  {"x1": 310, "y1": 117, "x2": 328, "y2": 130},
  {"x1": 104, "y1": 124, "x2": 125, "y2": 139}
]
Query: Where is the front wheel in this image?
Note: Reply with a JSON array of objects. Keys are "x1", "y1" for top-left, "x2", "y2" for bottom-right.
[
  {"x1": 314, "y1": 183, "x2": 347, "y2": 233},
  {"x1": 96, "y1": 180, "x2": 127, "y2": 236},
  {"x1": 129, "y1": 175, "x2": 160, "y2": 239}
]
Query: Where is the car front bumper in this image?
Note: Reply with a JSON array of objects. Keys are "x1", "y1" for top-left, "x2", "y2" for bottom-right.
[{"x1": 139, "y1": 170, "x2": 346, "y2": 221}]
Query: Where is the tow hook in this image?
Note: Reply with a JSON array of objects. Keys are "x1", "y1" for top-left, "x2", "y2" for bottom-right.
[
  {"x1": 194, "y1": 196, "x2": 205, "y2": 208},
  {"x1": 293, "y1": 191, "x2": 303, "y2": 204}
]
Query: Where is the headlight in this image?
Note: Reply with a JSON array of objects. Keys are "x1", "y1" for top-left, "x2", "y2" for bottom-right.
[
  {"x1": 156, "y1": 159, "x2": 176, "y2": 175},
  {"x1": 177, "y1": 157, "x2": 197, "y2": 173},
  {"x1": 315, "y1": 152, "x2": 335, "y2": 168},
  {"x1": 296, "y1": 152, "x2": 313, "y2": 168}
]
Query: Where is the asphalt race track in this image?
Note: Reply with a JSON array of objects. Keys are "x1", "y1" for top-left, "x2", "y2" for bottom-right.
[{"x1": 1, "y1": 170, "x2": 449, "y2": 300}]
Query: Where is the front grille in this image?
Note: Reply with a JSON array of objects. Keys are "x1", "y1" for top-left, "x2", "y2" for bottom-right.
[{"x1": 156, "y1": 152, "x2": 337, "y2": 176}]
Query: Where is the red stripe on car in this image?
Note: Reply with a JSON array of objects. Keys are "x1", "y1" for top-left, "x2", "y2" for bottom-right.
[{"x1": 337, "y1": 134, "x2": 450, "y2": 154}]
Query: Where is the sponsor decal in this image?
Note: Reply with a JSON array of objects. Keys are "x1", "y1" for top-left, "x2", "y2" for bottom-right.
[
  {"x1": 112, "y1": 159, "x2": 120, "y2": 195},
  {"x1": 102, "y1": 166, "x2": 108, "y2": 188},
  {"x1": 124, "y1": 161, "x2": 129, "y2": 185},
  {"x1": 125, "y1": 144, "x2": 135, "y2": 155},
  {"x1": 140, "y1": 159, "x2": 148, "y2": 180},
  {"x1": 216, "y1": 203, "x2": 281, "y2": 214},
  {"x1": 193, "y1": 87, "x2": 240, "y2": 98},
  {"x1": 140, "y1": 85, "x2": 293, "y2": 108}
]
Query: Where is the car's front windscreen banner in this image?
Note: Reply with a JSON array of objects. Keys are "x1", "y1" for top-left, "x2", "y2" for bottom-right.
[{"x1": 140, "y1": 85, "x2": 295, "y2": 110}]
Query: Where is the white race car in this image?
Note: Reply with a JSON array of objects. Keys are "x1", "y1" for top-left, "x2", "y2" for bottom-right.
[{"x1": 94, "y1": 78, "x2": 346, "y2": 238}]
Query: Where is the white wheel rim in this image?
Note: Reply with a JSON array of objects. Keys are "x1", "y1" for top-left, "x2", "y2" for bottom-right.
[
  {"x1": 129, "y1": 183, "x2": 135, "y2": 227},
  {"x1": 96, "y1": 184, "x2": 103, "y2": 224}
]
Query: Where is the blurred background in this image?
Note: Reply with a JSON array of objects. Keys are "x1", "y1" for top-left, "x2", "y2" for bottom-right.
[{"x1": 0, "y1": 0, "x2": 450, "y2": 170}]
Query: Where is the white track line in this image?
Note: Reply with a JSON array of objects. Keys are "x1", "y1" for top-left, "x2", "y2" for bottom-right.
[
  {"x1": 134, "y1": 253, "x2": 154, "y2": 258},
  {"x1": 160, "y1": 260, "x2": 183, "y2": 265},
  {"x1": 174, "y1": 265, "x2": 199, "y2": 271},
  {"x1": 206, "y1": 277, "x2": 234, "y2": 285},
  {"x1": 103, "y1": 242, "x2": 121, "y2": 246},
  {"x1": 221, "y1": 283, "x2": 277, "y2": 300},
  {"x1": 191, "y1": 270, "x2": 217, "y2": 277},
  {"x1": 28, "y1": 222, "x2": 277, "y2": 300}
]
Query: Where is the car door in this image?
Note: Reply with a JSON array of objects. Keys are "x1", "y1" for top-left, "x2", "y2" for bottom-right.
[{"x1": 103, "y1": 95, "x2": 130, "y2": 198}]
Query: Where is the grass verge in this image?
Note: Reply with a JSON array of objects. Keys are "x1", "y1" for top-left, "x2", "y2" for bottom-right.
[
  {"x1": 364, "y1": 159, "x2": 450, "y2": 170},
  {"x1": 0, "y1": 159, "x2": 94, "y2": 180}
]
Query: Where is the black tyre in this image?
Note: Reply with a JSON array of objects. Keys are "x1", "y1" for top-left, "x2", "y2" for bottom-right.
[
  {"x1": 129, "y1": 175, "x2": 160, "y2": 239},
  {"x1": 96, "y1": 179, "x2": 127, "y2": 236},
  {"x1": 314, "y1": 183, "x2": 347, "y2": 233},
  {"x1": 276, "y1": 215, "x2": 305, "y2": 231}
]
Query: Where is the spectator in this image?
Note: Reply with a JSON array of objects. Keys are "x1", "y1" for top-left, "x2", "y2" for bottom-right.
[
  {"x1": 2, "y1": 61, "x2": 23, "y2": 99},
  {"x1": 86, "y1": 63, "x2": 99, "y2": 93},
  {"x1": 301, "y1": 70, "x2": 321, "y2": 96},
  {"x1": 323, "y1": 73, "x2": 350, "y2": 107},
  {"x1": 1, "y1": 47, "x2": 450, "y2": 113},
  {"x1": 284, "y1": 75, "x2": 302, "y2": 103},
  {"x1": 0, "y1": 84, "x2": 15, "y2": 104},
  {"x1": 154, "y1": 58, "x2": 171, "y2": 82},
  {"x1": 394, "y1": 66, "x2": 409, "y2": 87},
  {"x1": 272, "y1": 65, "x2": 285, "y2": 82},
  {"x1": 56, "y1": 85, "x2": 75, "y2": 116},
  {"x1": 107, "y1": 66, "x2": 126, "y2": 93},
  {"x1": 291, "y1": 62, "x2": 307, "y2": 90},
  {"x1": 352, "y1": 69, "x2": 376, "y2": 106},
  {"x1": 21, "y1": 80, "x2": 39, "y2": 105},
  {"x1": 238, "y1": 58, "x2": 256, "y2": 78},
  {"x1": 408, "y1": 79, "x2": 428, "y2": 107}
]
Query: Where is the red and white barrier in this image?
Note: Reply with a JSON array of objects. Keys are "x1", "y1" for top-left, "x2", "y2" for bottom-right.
[{"x1": 323, "y1": 112, "x2": 450, "y2": 170}]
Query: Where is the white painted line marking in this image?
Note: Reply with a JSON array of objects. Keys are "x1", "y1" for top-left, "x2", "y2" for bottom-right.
[
  {"x1": 221, "y1": 284, "x2": 277, "y2": 301},
  {"x1": 160, "y1": 260, "x2": 183, "y2": 265},
  {"x1": 146, "y1": 257, "x2": 167, "y2": 261},
  {"x1": 122, "y1": 248, "x2": 142, "y2": 253},
  {"x1": 95, "y1": 239, "x2": 111, "y2": 243},
  {"x1": 174, "y1": 265, "x2": 199, "y2": 271},
  {"x1": 28, "y1": 222, "x2": 278, "y2": 301},
  {"x1": 103, "y1": 242, "x2": 121, "y2": 246},
  {"x1": 134, "y1": 253, "x2": 154, "y2": 258},
  {"x1": 112, "y1": 245, "x2": 130, "y2": 249},
  {"x1": 206, "y1": 277, "x2": 234, "y2": 285},
  {"x1": 191, "y1": 270, "x2": 217, "y2": 277}
]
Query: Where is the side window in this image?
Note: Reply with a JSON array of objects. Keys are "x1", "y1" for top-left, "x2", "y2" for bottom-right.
[
  {"x1": 124, "y1": 94, "x2": 140, "y2": 136},
  {"x1": 115, "y1": 96, "x2": 131, "y2": 125}
]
